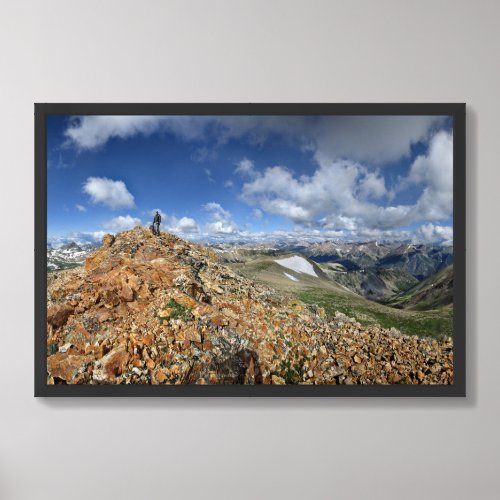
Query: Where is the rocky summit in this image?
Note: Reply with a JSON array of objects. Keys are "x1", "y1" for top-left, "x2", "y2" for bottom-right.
[{"x1": 46, "y1": 227, "x2": 453, "y2": 385}]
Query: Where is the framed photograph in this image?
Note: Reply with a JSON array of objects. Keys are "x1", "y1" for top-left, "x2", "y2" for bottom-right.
[{"x1": 35, "y1": 103, "x2": 465, "y2": 396}]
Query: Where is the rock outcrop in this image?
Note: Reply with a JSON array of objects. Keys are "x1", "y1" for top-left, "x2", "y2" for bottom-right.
[{"x1": 46, "y1": 227, "x2": 453, "y2": 385}]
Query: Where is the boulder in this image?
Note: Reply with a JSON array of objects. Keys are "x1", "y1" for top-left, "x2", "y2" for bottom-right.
[
  {"x1": 119, "y1": 284, "x2": 134, "y2": 302},
  {"x1": 47, "y1": 304, "x2": 74, "y2": 328},
  {"x1": 102, "y1": 234, "x2": 115, "y2": 248},
  {"x1": 92, "y1": 344, "x2": 130, "y2": 382},
  {"x1": 47, "y1": 352, "x2": 93, "y2": 382}
]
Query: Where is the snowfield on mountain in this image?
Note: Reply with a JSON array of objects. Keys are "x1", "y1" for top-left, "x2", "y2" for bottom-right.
[{"x1": 274, "y1": 255, "x2": 318, "y2": 277}]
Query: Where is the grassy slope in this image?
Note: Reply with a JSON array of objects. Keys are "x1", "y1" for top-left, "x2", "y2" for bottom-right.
[
  {"x1": 318, "y1": 264, "x2": 419, "y2": 302},
  {"x1": 386, "y1": 265, "x2": 453, "y2": 311},
  {"x1": 229, "y1": 256, "x2": 453, "y2": 339}
]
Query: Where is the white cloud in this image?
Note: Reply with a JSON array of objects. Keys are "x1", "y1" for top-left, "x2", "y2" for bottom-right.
[
  {"x1": 240, "y1": 162, "x2": 361, "y2": 225},
  {"x1": 203, "y1": 202, "x2": 232, "y2": 221},
  {"x1": 64, "y1": 115, "x2": 210, "y2": 151},
  {"x1": 102, "y1": 215, "x2": 142, "y2": 231},
  {"x1": 224, "y1": 179, "x2": 234, "y2": 188},
  {"x1": 205, "y1": 221, "x2": 238, "y2": 234},
  {"x1": 239, "y1": 130, "x2": 453, "y2": 235},
  {"x1": 235, "y1": 158, "x2": 257, "y2": 178},
  {"x1": 317, "y1": 223, "x2": 453, "y2": 245},
  {"x1": 75, "y1": 204, "x2": 87, "y2": 212},
  {"x1": 253, "y1": 208, "x2": 263, "y2": 220},
  {"x1": 413, "y1": 223, "x2": 453, "y2": 245},
  {"x1": 83, "y1": 177, "x2": 135, "y2": 210},
  {"x1": 406, "y1": 130, "x2": 453, "y2": 221},
  {"x1": 174, "y1": 216, "x2": 200, "y2": 234},
  {"x1": 65, "y1": 116, "x2": 161, "y2": 150},
  {"x1": 357, "y1": 171, "x2": 387, "y2": 200},
  {"x1": 203, "y1": 202, "x2": 239, "y2": 235}
]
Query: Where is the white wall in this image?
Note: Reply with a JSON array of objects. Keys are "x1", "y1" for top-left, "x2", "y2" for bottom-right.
[{"x1": 0, "y1": 1, "x2": 498, "y2": 499}]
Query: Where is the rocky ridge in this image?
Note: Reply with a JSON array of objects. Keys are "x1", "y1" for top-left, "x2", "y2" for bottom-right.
[{"x1": 46, "y1": 227, "x2": 453, "y2": 385}]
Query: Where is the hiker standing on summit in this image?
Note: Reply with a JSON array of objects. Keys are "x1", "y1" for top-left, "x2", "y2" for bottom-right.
[{"x1": 152, "y1": 210, "x2": 161, "y2": 236}]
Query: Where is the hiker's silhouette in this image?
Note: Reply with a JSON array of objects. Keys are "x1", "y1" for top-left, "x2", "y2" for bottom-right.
[{"x1": 152, "y1": 211, "x2": 161, "y2": 236}]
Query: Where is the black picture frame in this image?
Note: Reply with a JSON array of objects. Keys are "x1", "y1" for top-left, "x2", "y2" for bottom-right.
[{"x1": 35, "y1": 103, "x2": 466, "y2": 397}]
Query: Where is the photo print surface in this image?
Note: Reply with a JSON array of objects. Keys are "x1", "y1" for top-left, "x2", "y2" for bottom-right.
[{"x1": 45, "y1": 113, "x2": 455, "y2": 388}]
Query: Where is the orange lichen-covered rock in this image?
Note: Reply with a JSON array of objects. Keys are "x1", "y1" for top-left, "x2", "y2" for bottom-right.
[
  {"x1": 47, "y1": 352, "x2": 93, "y2": 382},
  {"x1": 92, "y1": 344, "x2": 130, "y2": 382}
]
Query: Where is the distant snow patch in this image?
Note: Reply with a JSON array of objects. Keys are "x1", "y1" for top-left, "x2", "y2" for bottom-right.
[
  {"x1": 274, "y1": 255, "x2": 318, "y2": 277},
  {"x1": 284, "y1": 272, "x2": 299, "y2": 282}
]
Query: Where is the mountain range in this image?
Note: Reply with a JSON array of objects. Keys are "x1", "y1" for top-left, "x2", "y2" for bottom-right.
[
  {"x1": 213, "y1": 240, "x2": 453, "y2": 305},
  {"x1": 48, "y1": 238, "x2": 453, "y2": 308},
  {"x1": 214, "y1": 240, "x2": 453, "y2": 278}
]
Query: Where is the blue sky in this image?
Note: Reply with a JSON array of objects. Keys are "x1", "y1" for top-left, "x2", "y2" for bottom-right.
[{"x1": 47, "y1": 114, "x2": 453, "y2": 245}]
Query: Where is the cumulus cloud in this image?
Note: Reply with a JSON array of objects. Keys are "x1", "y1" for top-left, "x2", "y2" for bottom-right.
[
  {"x1": 75, "y1": 204, "x2": 87, "y2": 212},
  {"x1": 239, "y1": 130, "x2": 453, "y2": 236},
  {"x1": 82, "y1": 177, "x2": 135, "y2": 210},
  {"x1": 404, "y1": 130, "x2": 453, "y2": 221},
  {"x1": 64, "y1": 116, "x2": 210, "y2": 151},
  {"x1": 203, "y1": 202, "x2": 232, "y2": 221},
  {"x1": 203, "y1": 202, "x2": 239, "y2": 235},
  {"x1": 413, "y1": 223, "x2": 453, "y2": 245},
  {"x1": 357, "y1": 171, "x2": 387, "y2": 200},
  {"x1": 102, "y1": 215, "x2": 141, "y2": 231},
  {"x1": 171, "y1": 216, "x2": 200, "y2": 234},
  {"x1": 205, "y1": 221, "x2": 238, "y2": 234},
  {"x1": 240, "y1": 161, "x2": 363, "y2": 225}
]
